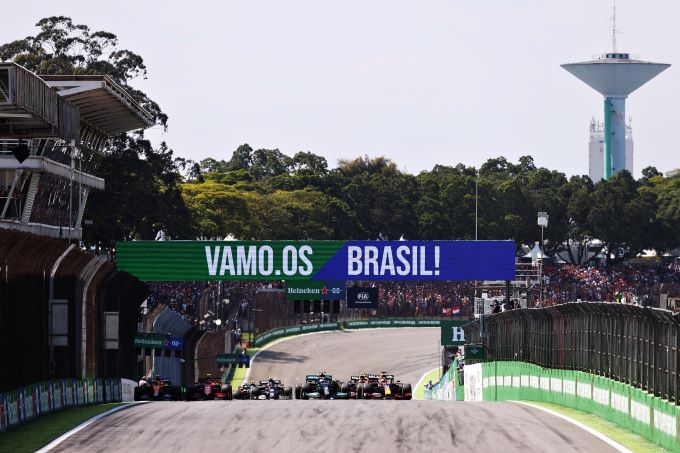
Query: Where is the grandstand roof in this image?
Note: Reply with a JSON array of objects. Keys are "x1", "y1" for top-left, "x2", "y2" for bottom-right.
[
  {"x1": 41, "y1": 74, "x2": 155, "y2": 136},
  {"x1": 0, "y1": 62, "x2": 80, "y2": 142}
]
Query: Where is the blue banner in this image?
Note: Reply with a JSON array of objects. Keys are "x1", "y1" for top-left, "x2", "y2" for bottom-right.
[
  {"x1": 164, "y1": 337, "x2": 184, "y2": 351},
  {"x1": 313, "y1": 240, "x2": 515, "y2": 281}
]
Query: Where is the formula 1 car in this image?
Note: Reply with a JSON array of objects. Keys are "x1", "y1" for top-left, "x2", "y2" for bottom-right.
[
  {"x1": 294, "y1": 372, "x2": 350, "y2": 400},
  {"x1": 187, "y1": 374, "x2": 233, "y2": 400},
  {"x1": 355, "y1": 372, "x2": 412, "y2": 400},
  {"x1": 134, "y1": 376, "x2": 183, "y2": 401},
  {"x1": 248, "y1": 378, "x2": 293, "y2": 400},
  {"x1": 233, "y1": 382, "x2": 256, "y2": 400}
]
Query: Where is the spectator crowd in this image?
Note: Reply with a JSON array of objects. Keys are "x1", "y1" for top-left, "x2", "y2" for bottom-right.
[{"x1": 143, "y1": 262, "x2": 680, "y2": 325}]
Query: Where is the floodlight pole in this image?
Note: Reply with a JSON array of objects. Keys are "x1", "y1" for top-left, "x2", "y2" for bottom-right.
[
  {"x1": 475, "y1": 170, "x2": 479, "y2": 241},
  {"x1": 537, "y1": 212, "x2": 549, "y2": 306}
]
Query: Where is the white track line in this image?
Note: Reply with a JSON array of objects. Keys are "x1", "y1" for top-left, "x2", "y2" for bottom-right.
[
  {"x1": 514, "y1": 401, "x2": 632, "y2": 453},
  {"x1": 36, "y1": 402, "x2": 148, "y2": 452}
]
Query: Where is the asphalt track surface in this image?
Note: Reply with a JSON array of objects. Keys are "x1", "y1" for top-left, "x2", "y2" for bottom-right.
[{"x1": 50, "y1": 328, "x2": 617, "y2": 453}]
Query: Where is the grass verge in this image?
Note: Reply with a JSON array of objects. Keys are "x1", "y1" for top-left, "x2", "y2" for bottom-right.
[
  {"x1": 225, "y1": 347, "x2": 261, "y2": 389},
  {"x1": 524, "y1": 402, "x2": 666, "y2": 453},
  {"x1": 0, "y1": 403, "x2": 128, "y2": 453},
  {"x1": 413, "y1": 367, "x2": 442, "y2": 400}
]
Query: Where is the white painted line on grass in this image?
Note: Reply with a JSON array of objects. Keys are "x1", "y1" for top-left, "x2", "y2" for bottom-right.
[
  {"x1": 36, "y1": 402, "x2": 148, "y2": 453},
  {"x1": 514, "y1": 401, "x2": 632, "y2": 453}
]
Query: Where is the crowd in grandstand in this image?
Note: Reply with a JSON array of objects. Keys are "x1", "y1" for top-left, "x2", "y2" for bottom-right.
[
  {"x1": 541, "y1": 263, "x2": 680, "y2": 306},
  {"x1": 143, "y1": 263, "x2": 680, "y2": 324},
  {"x1": 144, "y1": 280, "x2": 280, "y2": 326}
]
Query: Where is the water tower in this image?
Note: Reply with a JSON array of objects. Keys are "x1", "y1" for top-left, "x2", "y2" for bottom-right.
[{"x1": 561, "y1": 6, "x2": 670, "y2": 180}]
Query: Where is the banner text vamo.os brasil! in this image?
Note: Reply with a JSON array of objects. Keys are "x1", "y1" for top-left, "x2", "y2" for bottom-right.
[{"x1": 115, "y1": 240, "x2": 515, "y2": 281}]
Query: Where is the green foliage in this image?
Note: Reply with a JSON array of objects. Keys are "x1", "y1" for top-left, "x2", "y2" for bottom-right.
[
  {"x1": 182, "y1": 146, "x2": 680, "y2": 262},
  {"x1": 0, "y1": 17, "x2": 193, "y2": 244}
]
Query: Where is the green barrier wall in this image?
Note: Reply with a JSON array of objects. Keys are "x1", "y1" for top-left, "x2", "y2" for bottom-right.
[
  {"x1": 345, "y1": 319, "x2": 443, "y2": 329},
  {"x1": 0, "y1": 378, "x2": 122, "y2": 433},
  {"x1": 253, "y1": 322, "x2": 341, "y2": 347},
  {"x1": 253, "y1": 318, "x2": 446, "y2": 347},
  {"x1": 472, "y1": 362, "x2": 680, "y2": 452}
]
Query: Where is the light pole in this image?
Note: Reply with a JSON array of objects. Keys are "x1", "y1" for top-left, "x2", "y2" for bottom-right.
[
  {"x1": 475, "y1": 170, "x2": 479, "y2": 240},
  {"x1": 537, "y1": 212, "x2": 549, "y2": 306}
]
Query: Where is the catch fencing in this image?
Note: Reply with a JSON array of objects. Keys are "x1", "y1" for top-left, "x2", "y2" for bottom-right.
[
  {"x1": 463, "y1": 302, "x2": 680, "y2": 404},
  {"x1": 0, "y1": 378, "x2": 121, "y2": 433}
]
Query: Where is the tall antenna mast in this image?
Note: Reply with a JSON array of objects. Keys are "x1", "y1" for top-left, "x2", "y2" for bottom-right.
[{"x1": 612, "y1": 0, "x2": 618, "y2": 53}]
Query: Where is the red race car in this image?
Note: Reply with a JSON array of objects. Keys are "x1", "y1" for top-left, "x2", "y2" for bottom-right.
[{"x1": 187, "y1": 374, "x2": 233, "y2": 400}]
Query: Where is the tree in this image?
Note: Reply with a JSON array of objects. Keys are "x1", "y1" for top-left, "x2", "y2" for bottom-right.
[
  {"x1": 0, "y1": 16, "x2": 166, "y2": 127},
  {"x1": 588, "y1": 171, "x2": 657, "y2": 265},
  {"x1": 0, "y1": 17, "x2": 193, "y2": 243}
]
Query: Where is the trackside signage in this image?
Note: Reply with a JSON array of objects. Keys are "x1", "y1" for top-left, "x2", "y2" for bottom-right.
[
  {"x1": 285, "y1": 280, "x2": 346, "y2": 300},
  {"x1": 440, "y1": 320, "x2": 470, "y2": 345},
  {"x1": 133, "y1": 333, "x2": 182, "y2": 350},
  {"x1": 347, "y1": 287, "x2": 379, "y2": 309},
  {"x1": 116, "y1": 240, "x2": 515, "y2": 282}
]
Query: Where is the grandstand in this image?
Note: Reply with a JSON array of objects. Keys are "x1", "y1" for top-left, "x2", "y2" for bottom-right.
[
  {"x1": 0, "y1": 63, "x2": 153, "y2": 392},
  {"x1": 0, "y1": 63, "x2": 153, "y2": 240}
]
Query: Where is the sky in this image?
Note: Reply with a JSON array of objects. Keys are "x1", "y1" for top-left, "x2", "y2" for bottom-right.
[{"x1": 2, "y1": 1, "x2": 679, "y2": 177}]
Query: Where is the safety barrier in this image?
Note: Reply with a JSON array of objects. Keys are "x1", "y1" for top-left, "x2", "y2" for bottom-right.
[
  {"x1": 463, "y1": 302, "x2": 680, "y2": 403},
  {"x1": 0, "y1": 378, "x2": 122, "y2": 433},
  {"x1": 424, "y1": 359, "x2": 462, "y2": 401},
  {"x1": 345, "y1": 318, "x2": 443, "y2": 329},
  {"x1": 464, "y1": 361, "x2": 680, "y2": 452},
  {"x1": 253, "y1": 322, "x2": 342, "y2": 347},
  {"x1": 252, "y1": 318, "x2": 445, "y2": 348}
]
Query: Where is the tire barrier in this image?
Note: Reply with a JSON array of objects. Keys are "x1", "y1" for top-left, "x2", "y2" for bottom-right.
[
  {"x1": 466, "y1": 361, "x2": 680, "y2": 453},
  {"x1": 463, "y1": 302, "x2": 680, "y2": 403},
  {"x1": 0, "y1": 378, "x2": 122, "y2": 433}
]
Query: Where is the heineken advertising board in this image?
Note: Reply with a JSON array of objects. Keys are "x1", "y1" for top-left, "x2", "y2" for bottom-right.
[
  {"x1": 133, "y1": 333, "x2": 166, "y2": 348},
  {"x1": 440, "y1": 320, "x2": 470, "y2": 346},
  {"x1": 116, "y1": 240, "x2": 515, "y2": 282},
  {"x1": 216, "y1": 353, "x2": 250, "y2": 367},
  {"x1": 133, "y1": 333, "x2": 183, "y2": 350},
  {"x1": 285, "y1": 280, "x2": 346, "y2": 301}
]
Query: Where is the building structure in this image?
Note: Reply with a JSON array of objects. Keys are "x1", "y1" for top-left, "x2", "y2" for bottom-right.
[
  {"x1": 0, "y1": 63, "x2": 154, "y2": 240},
  {"x1": 588, "y1": 118, "x2": 633, "y2": 182}
]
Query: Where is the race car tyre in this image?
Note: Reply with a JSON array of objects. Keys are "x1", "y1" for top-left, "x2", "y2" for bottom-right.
[
  {"x1": 341, "y1": 382, "x2": 350, "y2": 394},
  {"x1": 357, "y1": 383, "x2": 364, "y2": 399},
  {"x1": 294, "y1": 385, "x2": 302, "y2": 400},
  {"x1": 221, "y1": 384, "x2": 233, "y2": 400},
  {"x1": 249, "y1": 387, "x2": 260, "y2": 400},
  {"x1": 403, "y1": 384, "x2": 412, "y2": 399},
  {"x1": 284, "y1": 386, "x2": 293, "y2": 399},
  {"x1": 134, "y1": 387, "x2": 151, "y2": 401},
  {"x1": 363, "y1": 382, "x2": 377, "y2": 396},
  {"x1": 171, "y1": 386, "x2": 181, "y2": 401}
]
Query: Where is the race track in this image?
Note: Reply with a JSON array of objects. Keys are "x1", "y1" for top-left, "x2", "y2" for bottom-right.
[
  {"x1": 48, "y1": 328, "x2": 618, "y2": 453},
  {"x1": 247, "y1": 327, "x2": 442, "y2": 387}
]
